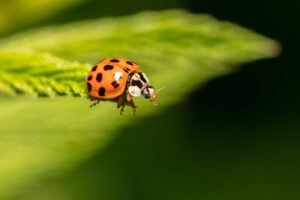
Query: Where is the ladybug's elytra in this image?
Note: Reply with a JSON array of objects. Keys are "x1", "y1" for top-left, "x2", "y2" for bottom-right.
[{"x1": 85, "y1": 58, "x2": 156, "y2": 114}]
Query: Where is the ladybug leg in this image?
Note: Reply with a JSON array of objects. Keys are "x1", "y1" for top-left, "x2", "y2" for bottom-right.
[
  {"x1": 116, "y1": 91, "x2": 137, "y2": 115},
  {"x1": 126, "y1": 92, "x2": 137, "y2": 114},
  {"x1": 89, "y1": 99, "x2": 101, "y2": 108},
  {"x1": 117, "y1": 94, "x2": 126, "y2": 115},
  {"x1": 132, "y1": 103, "x2": 137, "y2": 115}
]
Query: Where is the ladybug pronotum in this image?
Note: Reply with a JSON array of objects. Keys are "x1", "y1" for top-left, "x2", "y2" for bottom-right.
[{"x1": 85, "y1": 58, "x2": 156, "y2": 114}]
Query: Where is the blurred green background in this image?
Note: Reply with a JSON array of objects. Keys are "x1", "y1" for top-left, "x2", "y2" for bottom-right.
[{"x1": 0, "y1": 0, "x2": 299, "y2": 199}]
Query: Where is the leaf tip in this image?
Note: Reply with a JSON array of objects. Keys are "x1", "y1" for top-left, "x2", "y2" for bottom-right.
[{"x1": 266, "y1": 40, "x2": 282, "y2": 58}]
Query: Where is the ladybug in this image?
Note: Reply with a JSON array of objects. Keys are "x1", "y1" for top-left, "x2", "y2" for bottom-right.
[{"x1": 85, "y1": 58, "x2": 156, "y2": 114}]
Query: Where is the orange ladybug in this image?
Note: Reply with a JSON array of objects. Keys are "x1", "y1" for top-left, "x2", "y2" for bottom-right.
[{"x1": 85, "y1": 58, "x2": 156, "y2": 114}]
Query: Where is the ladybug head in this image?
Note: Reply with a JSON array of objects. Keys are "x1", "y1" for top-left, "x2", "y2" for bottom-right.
[
  {"x1": 142, "y1": 85, "x2": 156, "y2": 103},
  {"x1": 128, "y1": 72, "x2": 157, "y2": 104}
]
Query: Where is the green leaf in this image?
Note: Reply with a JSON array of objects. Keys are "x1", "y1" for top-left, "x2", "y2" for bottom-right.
[
  {"x1": 0, "y1": 10, "x2": 279, "y2": 198},
  {"x1": 0, "y1": 50, "x2": 89, "y2": 97},
  {"x1": 0, "y1": 10, "x2": 278, "y2": 98}
]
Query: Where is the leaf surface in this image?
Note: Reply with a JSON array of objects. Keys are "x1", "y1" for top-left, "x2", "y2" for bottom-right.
[{"x1": 0, "y1": 10, "x2": 279, "y2": 198}]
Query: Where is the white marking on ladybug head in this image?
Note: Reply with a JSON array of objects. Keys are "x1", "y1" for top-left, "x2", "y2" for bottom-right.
[
  {"x1": 128, "y1": 86, "x2": 141, "y2": 97},
  {"x1": 141, "y1": 73, "x2": 150, "y2": 83},
  {"x1": 132, "y1": 73, "x2": 140, "y2": 80},
  {"x1": 114, "y1": 71, "x2": 123, "y2": 81}
]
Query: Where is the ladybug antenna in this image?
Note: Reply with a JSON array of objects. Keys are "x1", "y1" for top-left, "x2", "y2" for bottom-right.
[
  {"x1": 150, "y1": 86, "x2": 166, "y2": 106},
  {"x1": 156, "y1": 86, "x2": 166, "y2": 94}
]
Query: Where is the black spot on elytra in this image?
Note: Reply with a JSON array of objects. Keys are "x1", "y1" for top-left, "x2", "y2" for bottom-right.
[
  {"x1": 104, "y1": 65, "x2": 114, "y2": 70},
  {"x1": 87, "y1": 83, "x2": 92, "y2": 92},
  {"x1": 131, "y1": 79, "x2": 143, "y2": 89},
  {"x1": 123, "y1": 67, "x2": 130, "y2": 73},
  {"x1": 96, "y1": 73, "x2": 102, "y2": 82},
  {"x1": 87, "y1": 75, "x2": 93, "y2": 81},
  {"x1": 138, "y1": 72, "x2": 147, "y2": 83},
  {"x1": 126, "y1": 61, "x2": 134, "y2": 66},
  {"x1": 91, "y1": 65, "x2": 97, "y2": 71},
  {"x1": 111, "y1": 81, "x2": 120, "y2": 88},
  {"x1": 98, "y1": 87, "x2": 106, "y2": 96},
  {"x1": 110, "y1": 59, "x2": 120, "y2": 63}
]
